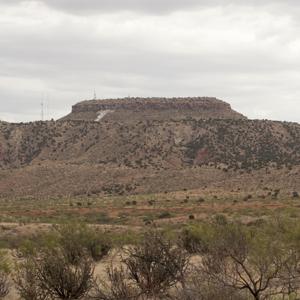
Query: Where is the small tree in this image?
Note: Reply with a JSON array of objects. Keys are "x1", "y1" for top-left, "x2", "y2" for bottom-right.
[
  {"x1": 92, "y1": 229, "x2": 190, "y2": 300},
  {"x1": 123, "y1": 229, "x2": 189, "y2": 298},
  {"x1": 200, "y1": 223, "x2": 293, "y2": 300},
  {"x1": 278, "y1": 248, "x2": 300, "y2": 298}
]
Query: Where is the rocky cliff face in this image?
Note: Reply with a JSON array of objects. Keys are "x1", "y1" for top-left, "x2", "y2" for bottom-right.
[{"x1": 62, "y1": 97, "x2": 246, "y2": 121}]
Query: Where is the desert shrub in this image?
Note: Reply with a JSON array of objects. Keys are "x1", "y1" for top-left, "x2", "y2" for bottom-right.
[
  {"x1": 148, "y1": 200, "x2": 155, "y2": 206},
  {"x1": 91, "y1": 265, "x2": 138, "y2": 300},
  {"x1": 0, "y1": 273, "x2": 9, "y2": 299},
  {"x1": 0, "y1": 251, "x2": 10, "y2": 299},
  {"x1": 38, "y1": 249, "x2": 94, "y2": 299},
  {"x1": 213, "y1": 214, "x2": 228, "y2": 225},
  {"x1": 179, "y1": 223, "x2": 216, "y2": 254},
  {"x1": 16, "y1": 232, "x2": 59, "y2": 258},
  {"x1": 197, "y1": 197, "x2": 205, "y2": 203},
  {"x1": 54, "y1": 223, "x2": 111, "y2": 263},
  {"x1": 199, "y1": 222, "x2": 299, "y2": 300},
  {"x1": 179, "y1": 218, "x2": 300, "y2": 300},
  {"x1": 14, "y1": 260, "x2": 50, "y2": 300},
  {"x1": 243, "y1": 194, "x2": 252, "y2": 201},
  {"x1": 157, "y1": 211, "x2": 172, "y2": 219},
  {"x1": 14, "y1": 223, "x2": 113, "y2": 299},
  {"x1": 123, "y1": 229, "x2": 189, "y2": 298},
  {"x1": 17, "y1": 223, "x2": 111, "y2": 263},
  {"x1": 93, "y1": 229, "x2": 190, "y2": 299},
  {"x1": 15, "y1": 248, "x2": 94, "y2": 300}
]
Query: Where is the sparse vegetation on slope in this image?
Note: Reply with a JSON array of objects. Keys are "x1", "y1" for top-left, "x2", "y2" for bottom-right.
[{"x1": 0, "y1": 118, "x2": 299, "y2": 198}]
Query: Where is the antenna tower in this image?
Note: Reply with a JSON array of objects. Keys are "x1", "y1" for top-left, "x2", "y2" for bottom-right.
[{"x1": 41, "y1": 99, "x2": 44, "y2": 121}]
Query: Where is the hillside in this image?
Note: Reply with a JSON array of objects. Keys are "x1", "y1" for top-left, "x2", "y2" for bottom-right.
[
  {"x1": 0, "y1": 96, "x2": 299, "y2": 199},
  {"x1": 0, "y1": 119, "x2": 299, "y2": 170}
]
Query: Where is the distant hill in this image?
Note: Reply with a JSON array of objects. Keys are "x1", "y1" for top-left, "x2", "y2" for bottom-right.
[{"x1": 0, "y1": 97, "x2": 299, "y2": 198}]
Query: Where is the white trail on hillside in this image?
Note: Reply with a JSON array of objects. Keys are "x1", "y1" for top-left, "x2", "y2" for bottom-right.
[{"x1": 95, "y1": 110, "x2": 114, "y2": 121}]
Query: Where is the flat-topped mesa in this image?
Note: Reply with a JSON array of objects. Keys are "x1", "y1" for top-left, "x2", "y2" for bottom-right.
[{"x1": 62, "y1": 97, "x2": 246, "y2": 122}]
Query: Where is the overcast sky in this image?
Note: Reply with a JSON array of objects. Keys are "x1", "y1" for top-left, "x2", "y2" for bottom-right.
[{"x1": 0, "y1": 0, "x2": 299, "y2": 122}]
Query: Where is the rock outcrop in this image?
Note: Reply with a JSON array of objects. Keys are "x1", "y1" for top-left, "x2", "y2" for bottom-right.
[{"x1": 62, "y1": 97, "x2": 246, "y2": 121}]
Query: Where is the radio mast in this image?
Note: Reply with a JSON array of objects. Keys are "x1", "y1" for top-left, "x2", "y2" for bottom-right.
[{"x1": 41, "y1": 99, "x2": 44, "y2": 121}]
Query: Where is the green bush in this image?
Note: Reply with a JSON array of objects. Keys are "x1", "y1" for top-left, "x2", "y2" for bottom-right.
[
  {"x1": 157, "y1": 211, "x2": 172, "y2": 219},
  {"x1": 180, "y1": 223, "x2": 216, "y2": 254},
  {"x1": 54, "y1": 223, "x2": 112, "y2": 263}
]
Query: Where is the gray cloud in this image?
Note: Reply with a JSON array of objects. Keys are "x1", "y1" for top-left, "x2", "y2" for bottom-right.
[
  {"x1": 0, "y1": 0, "x2": 231, "y2": 14},
  {"x1": 0, "y1": 0, "x2": 299, "y2": 122},
  {"x1": 1, "y1": 0, "x2": 300, "y2": 14}
]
